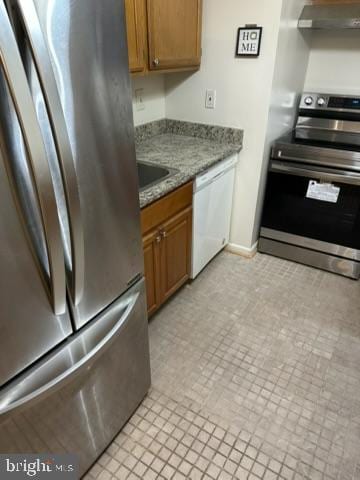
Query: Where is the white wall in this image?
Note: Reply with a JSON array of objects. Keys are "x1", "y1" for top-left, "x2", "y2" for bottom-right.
[
  {"x1": 130, "y1": 0, "x2": 311, "y2": 250},
  {"x1": 305, "y1": 30, "x2": 360, "y2": 95},
  {"x1": 252, "y1": 0, "x2": 311, "y2": 245},
  {"x1": 131, "y1": 75, "x2": 165, "y2": 126},
  {"x1": 165, "y1": 0, "x2": 283, "y2": 250}
]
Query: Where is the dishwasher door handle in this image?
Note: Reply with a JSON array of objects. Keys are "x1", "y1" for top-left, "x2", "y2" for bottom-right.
[
  {"x1": 195, "y1": 169, "x2": 228, "y2": 192},
  {"x1": 194, "y1": 156, "x2": 238, "y2": 192},
  {"x1": 212, "y1": 171, "x2": 226, "y2": 181}
]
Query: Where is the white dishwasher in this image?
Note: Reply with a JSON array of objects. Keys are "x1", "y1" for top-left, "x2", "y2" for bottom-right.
[{"x1": 191, "y1": 154, "x2": 238, "y2": 279}]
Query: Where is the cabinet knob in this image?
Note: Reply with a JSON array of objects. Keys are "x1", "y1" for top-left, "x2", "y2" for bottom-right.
[
  {"x1": 153, "y1": 58, "x2": 160, "y2": 66},
  {"x1": 160, "y1": 230, "x2": 167, "y2": 239},
  {"x1": 155, "y1": 235, "x2": 162, "y2": 243}
]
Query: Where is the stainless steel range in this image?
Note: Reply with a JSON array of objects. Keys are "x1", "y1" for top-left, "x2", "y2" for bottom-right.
[{"x1": 259, "y1": 92, "x2": 360, "y2": 279}]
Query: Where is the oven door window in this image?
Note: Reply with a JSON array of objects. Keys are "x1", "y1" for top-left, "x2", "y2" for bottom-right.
[{"x1": 262, "y1": 170, "x2": 360, "y2": 250}]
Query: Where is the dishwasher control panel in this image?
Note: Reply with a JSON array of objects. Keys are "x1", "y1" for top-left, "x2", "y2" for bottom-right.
[{"x1": 194, "y1": 155, "x2": 238, "y2": 191}]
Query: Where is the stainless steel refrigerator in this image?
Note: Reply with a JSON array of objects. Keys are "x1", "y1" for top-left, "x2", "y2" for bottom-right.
[{"x1": 0, "y1": 0, "x2": 150, "y2": 475}]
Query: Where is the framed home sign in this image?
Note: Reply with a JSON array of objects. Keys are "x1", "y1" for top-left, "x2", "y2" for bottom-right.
[{"x1": 236, "y1": 26, "x2": 263, "y2": 57}]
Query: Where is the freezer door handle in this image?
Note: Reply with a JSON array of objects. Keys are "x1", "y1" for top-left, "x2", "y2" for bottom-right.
[
  {"x1": 0, "y1": 2, "x2": 66, "y2": 315},
  {"x1": 16, "y1": 0, "x2": 85, "y2": 305},
  {"x1": 0, "y1": 283, "x2": 142, "y2": 423}
]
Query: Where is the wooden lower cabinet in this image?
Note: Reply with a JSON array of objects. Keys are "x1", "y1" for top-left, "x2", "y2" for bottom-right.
[
  {"x1": 142, "y1": 230, "x2": 161, "y2": 316},
  {"x1": 141, "y1": 182, "x2": 193, "y2": 316},
  {"x1": 160, "y1": 207, "x2": 192, "y2": 303}
]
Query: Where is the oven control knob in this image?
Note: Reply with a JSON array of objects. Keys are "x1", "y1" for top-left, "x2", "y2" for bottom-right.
[
  {"x1": 317, "y1": 97, "x2": 326, "y2": 107},
  {"x1": 304, "y1": 96, "x2": 313, "y2": 106}
]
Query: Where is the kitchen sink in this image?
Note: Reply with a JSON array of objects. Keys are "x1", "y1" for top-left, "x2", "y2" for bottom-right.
[{"x1": 137, "y1": 161, "x2": 178, "y2": 191}]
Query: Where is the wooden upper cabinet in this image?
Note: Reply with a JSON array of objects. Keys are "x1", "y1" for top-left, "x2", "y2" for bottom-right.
[
  {"x1": 146, "y1": 0, "x2": 203, "y2": 71},
  {"x1": 125, "y1": 0, "x2": 147, "y2": 73}
]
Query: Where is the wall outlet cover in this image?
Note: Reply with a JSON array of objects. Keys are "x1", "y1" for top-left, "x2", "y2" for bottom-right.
[
  {"x1": 135, "y1": 88, "x2": 145, "y2": 111},
  {"x1": 205, "y1": 89, "x2": 216, "y2": 109}
]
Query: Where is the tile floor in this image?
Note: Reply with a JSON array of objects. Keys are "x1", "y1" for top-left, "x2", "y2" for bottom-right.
[{"x1": 85, "y1": 252, "x2": 360, "y2": 480}]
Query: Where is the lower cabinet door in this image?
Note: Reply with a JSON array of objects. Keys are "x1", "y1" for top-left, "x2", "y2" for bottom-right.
[
  {"x1": 160, "y1": 207, "x2": 192, "y2": 302},
  {"x1": 143, "y1": 230, "x2": 161, "y2": 316}
]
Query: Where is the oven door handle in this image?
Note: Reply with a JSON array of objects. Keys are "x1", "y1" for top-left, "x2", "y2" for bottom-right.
[
  {"x1": 270, "y1": 161, "x2": 360, "y2": 186},
  {"x1": 296, "y1": 117, "x2": 360, "y2": 135}
]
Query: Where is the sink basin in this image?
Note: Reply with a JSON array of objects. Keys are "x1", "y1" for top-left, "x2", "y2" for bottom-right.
[{"x1": 137, "y1": 161, "x2": 178, "y2": 191}]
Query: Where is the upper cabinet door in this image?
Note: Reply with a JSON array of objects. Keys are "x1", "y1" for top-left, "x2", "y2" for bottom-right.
[
  {"x1": 125, "y1": 0, "x2": 147, "y2": 73},
  {"x1": 147, "y1": 0, "x2": 203, "y2": 71}
]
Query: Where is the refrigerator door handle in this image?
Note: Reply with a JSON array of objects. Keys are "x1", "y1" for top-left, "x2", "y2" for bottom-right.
[
  {"x1": 0, "y1": 1, "x2": 66, "y2": 315},
  {"x1": 15, "y1": 0, "x2": 85, "y2": 305},
  {"x1": 0, "y1": 286, "x2": 141, "y2": 423}
]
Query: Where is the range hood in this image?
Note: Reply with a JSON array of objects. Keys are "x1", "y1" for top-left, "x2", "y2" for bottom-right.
[{"x1": 298, "y1": 4, "x2": 360, "y2": 29}]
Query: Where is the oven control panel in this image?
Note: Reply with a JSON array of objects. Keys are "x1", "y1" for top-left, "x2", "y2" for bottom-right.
[
  {"x1": 300, "y1": 93, "x2": 360, "y2": 112},
  {"x1": 328, "y1": 96, "x2": 360, "y2": 110},
  {"x1": 300, "y1": 93, "x2": 329, "y2": 110}
]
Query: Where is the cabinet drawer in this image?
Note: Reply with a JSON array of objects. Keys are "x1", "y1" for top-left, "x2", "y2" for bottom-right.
[{"x1": 141, "y1": 182, "x2": 193, "y2": 235}]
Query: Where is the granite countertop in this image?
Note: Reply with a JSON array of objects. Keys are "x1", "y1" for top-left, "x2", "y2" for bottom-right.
[{"x1": 136, "y1": 119, "x2": 243, "y2": 208}]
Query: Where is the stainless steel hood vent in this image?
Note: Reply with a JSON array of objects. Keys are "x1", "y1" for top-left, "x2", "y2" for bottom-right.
[{"x1": 298, "y1": 4, "x2": 360, "y2": 29}]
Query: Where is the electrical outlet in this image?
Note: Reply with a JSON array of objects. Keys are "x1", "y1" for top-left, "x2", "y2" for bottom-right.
[
  {"x1": 205, "y1": 89, "x2": 216, "y2": 109},
  {"x1": 135, "y1": 88, "x2": 145, "y2": 111}
]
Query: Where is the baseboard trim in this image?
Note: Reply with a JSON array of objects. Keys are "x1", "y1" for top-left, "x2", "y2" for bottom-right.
[{"x1": 226, "y1": 241, "x2": 258, "y2": 258}]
